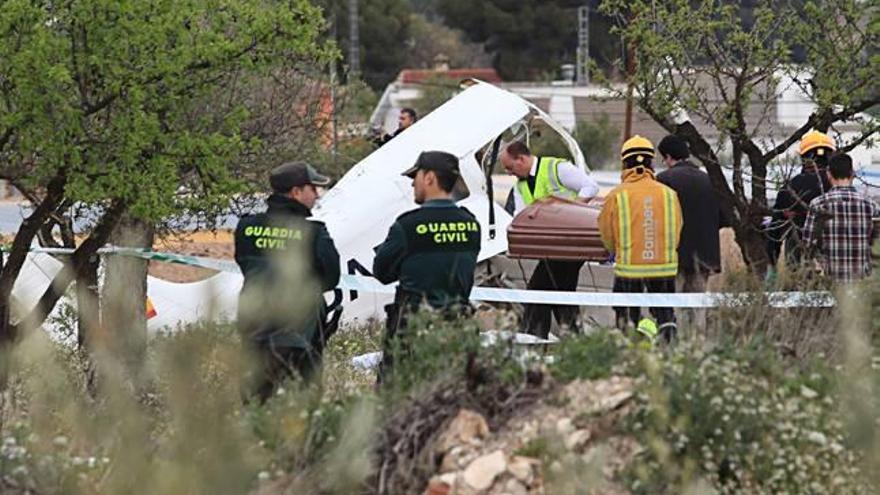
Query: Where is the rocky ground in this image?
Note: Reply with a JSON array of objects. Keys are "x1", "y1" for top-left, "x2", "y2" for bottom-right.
[{"x1": 422, "y1": 376, "x2": 638, "y2": 495}]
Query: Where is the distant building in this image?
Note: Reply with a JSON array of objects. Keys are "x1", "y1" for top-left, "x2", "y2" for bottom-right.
[
  {"x1": 372, "y1": 69, "x2": 880, "y2": 173},
  {"x1": 370, "y1": 61, "x2": 502, "y2": 135}
]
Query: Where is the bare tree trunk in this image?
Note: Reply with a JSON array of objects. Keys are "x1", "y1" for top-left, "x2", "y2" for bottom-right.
[
  {"x1": 76, "y1": 255, "x2": 100, "y2": 348},
  {"x1": 100, "y1": 214, "x2": 154, "y2": 372},
  {"x1": 732, "y1": 223, "x2": 770, "y2": 275},
  {"x1": 748, "y1": 156, "x2": 768, "y2": 212},
  {"x1": 26, "y1": 200, "x2": 128, "y2": 328},
  {"x1": 732, "y1": 145, "x2": 744, "y2": 199},
  {"x1": 0, "y1": 172, "x2": 68, "y2": 345},
  {"x1": 0, "y1": 251, "x2": 8, "y2": 391}
]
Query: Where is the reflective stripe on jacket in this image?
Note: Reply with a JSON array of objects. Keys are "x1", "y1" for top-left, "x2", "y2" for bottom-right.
[
  {"x1": 599, "y1": 166, "x2": 682, "y2": 278},
  {"x1": 516, "y1": 157, "x2": 578, "y2": 205}
]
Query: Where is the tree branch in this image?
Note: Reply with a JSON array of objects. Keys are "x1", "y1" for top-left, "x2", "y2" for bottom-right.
[
  {"x1": 0, "y1": 171, "x2": 67, "y2": 327},
  {"x1": 36, "y1": 202, "x2": 75, "y2": 249},
  {"x1": 763, "y1": 98, "x2": 880, "y2": 163},
  {"x1": 839, "y1": 125, "x2": 879, "y2": 154},
  {"x1": 0, "y1": 127, "x2": 13, "y2": 152},
  {"x1": 24, "y1": 199, "x2": 128, "y2": 330}
]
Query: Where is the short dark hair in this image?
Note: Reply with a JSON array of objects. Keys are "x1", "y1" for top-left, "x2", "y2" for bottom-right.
[
  {"x1": 658, "y1": 135, "x2": 690, "y2": 160},
  {"x1": 401, "y1": 107, "x2": 417, "y2": 121},
  {"x1": 426, "y1": 169, "x2": 458, "y2": 192},
  {"x1": 828, "y1": 152, "x2": 853, "y2": 180},
  {"x1": 505, "y1": 141, "x2": 531, "y2": 158}
]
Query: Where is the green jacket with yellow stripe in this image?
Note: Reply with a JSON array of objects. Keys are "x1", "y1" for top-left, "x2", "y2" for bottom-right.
[
  {"x1": 373, "y1": 199, "x2": 481, "y2": 309},
  {"x1": 234, "y1": 194, "x2": 340, "y2": 348}
]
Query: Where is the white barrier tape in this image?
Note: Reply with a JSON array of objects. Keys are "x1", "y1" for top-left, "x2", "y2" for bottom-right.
[
  {"x1": 31, "y1": 246, "x2": 240, "y2": 273},
  {"x1": 26, "y1": 246, "x2": 836, "y2": 308},
  {"x1": 337, "y1": 274, "x2": 835, "y2": 308}
]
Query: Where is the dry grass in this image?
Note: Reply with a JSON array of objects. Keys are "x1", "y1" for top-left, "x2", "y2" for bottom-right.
[
  {"x1": 149, "y1": 231, "x2": 234, "y2": 282},
  {"x1": 0, "y1": 241, "x2": 875, "y2": 495}
]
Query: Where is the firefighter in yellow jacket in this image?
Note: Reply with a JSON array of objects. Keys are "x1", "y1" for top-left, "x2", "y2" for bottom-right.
[{"x1": 599, "y1": 136, "x2": 683, "y2": 343}]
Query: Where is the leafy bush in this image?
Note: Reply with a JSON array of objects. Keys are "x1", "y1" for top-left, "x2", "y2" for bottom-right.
[
  {"x1": 381, "y1": 310, "x2": 487, "y2": 398},
  {"x1": 515, "y1": 436, "x2": 551, "y2": 459},
  {"x1": 4, "y1": 273, "x2": 879, "y2": 494},
  {"x1": 624, "y1": 343, "x2": 872, "y2": 494},
  {"x1": 576, "y1": 113, "x2": 620, "y2": 170},
  {"x1": 408, "y1": 75, "x2": 460, "y2": 118},
  {"x1": 550, "y1": 330, "x2": 627, "y2": 382},
  {"x1": 371, "y1": 309, "x2": 546, "y2": 495},
  {"x1": 1, "y1": 307, "x2": 537, "y2": 494},
  {"x1": 0, "y1": 321, "x2": 377, "y2": 495},
  {"x1": 300, "y1": 135, "x2": 376, "y2": 181}
]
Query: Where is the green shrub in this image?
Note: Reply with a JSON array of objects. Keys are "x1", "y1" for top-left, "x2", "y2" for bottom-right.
[
  {"x1": 515, "y1": 436, "x2": 553, "y2": 461},
  {"x1": 321, "y1": 321, "x2": 383, "y2": 397},
  {"x1": 704, "y1": 268, "x2": 841, "y2": 360},
  {"x1": 624, "y1": 343, "x2": 872, "y2": 494},
  {"x1": 575, "y1": 113, "x2": 619, "y2": 170},
  {"x1": 0, "y1": 320, "x2": 377, "y2": 494},
  {"x1": 550, "y1": 330, "x2": 627, "y2": 383},
  {"x1": 528, "y1": 122, "x2": 571, "y2": 158},
  {"x1": 408, "y1": 75, "x2": 460, "y2": 118},
  {"x1": 381, "y1": 310, "x2": 485, "y2": 398}
]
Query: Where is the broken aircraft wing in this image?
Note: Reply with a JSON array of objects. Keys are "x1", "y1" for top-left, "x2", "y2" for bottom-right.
[{"x1": 312, "y1": 81, "x2": 570, "y2": 323}]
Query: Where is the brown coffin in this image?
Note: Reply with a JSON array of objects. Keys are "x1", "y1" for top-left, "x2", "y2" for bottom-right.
[{"x1": 507, "y1": 196, "x2": 609, "y2": 262}]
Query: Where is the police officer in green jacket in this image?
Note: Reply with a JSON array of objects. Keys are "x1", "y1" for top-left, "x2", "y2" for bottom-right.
[
  {"x1": 234, "y1": 161, "x2": 340, "y2": 402},
  {"x1": 373, "y1": 151, "x2": 481, "y2": 383}
]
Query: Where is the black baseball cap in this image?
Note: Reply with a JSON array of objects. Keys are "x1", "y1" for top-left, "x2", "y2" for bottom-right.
[
  {"x1": 269, "y1": 161, "x2": 331, "y2": 192},
  {"x1": 401, "y1": 151, "x2": 460, "y2": 178}
]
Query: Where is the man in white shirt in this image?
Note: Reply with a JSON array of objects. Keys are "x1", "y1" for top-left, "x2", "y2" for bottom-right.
[
  {"x1": 501, "y1": 141, "x2": 600, "y2": 337},
  {"x1": 503, "y1": 142, "x2": 600, "y2": 212}
]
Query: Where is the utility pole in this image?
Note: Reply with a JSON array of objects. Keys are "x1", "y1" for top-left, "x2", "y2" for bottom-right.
[
  {"x1": 622, "y1": 4, "x2": 637, "y2": 141},
  {"x1": 329, "y1": 12, "x2": 339, "y2": 166},
  {"x1": 348, "y1": 0, "x2": 360, "y2": 77},
  {"x1": 576, "y1": 5, "x2": 590, "y2": 85},
  {"x1": 623, "y1": 42, "x2": 635, "y2": 140}
]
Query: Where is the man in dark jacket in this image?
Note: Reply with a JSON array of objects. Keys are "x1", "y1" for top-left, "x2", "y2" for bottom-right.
[
  {"x1": 656, "y1": 135, "x2": 726, "y2": 330},
  {"x1": 234, "y1": 161, "x2": 340, "y2": 401},
  {"x1": 373, "y1": 151, "x2": 481, "y2": 383},
  {"x1": 373, "y1": 108, "x2": 417, "y2": 147},
  {"x1": 766, "y1": 131, "x2": 835, "y2": 271}
]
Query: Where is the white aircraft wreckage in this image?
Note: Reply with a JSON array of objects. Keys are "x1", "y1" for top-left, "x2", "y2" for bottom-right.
[
  {"x1": 311, "y1": 79, "x2": 591, "y2": 325},
  {"x1": 11, "y1": 80, "x2": 596, "y2": 334},
  {"x1": 11, "y1": 80, "x2": 836, "y2": 341}
]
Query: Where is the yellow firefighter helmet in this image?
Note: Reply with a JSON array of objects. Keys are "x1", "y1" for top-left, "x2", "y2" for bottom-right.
[
  {"x1": 621, "y1": 135, "x2": 655, "y2": 164},
  {"x1": 799, "y1": 130, "x2": 836, "y2": 157}
]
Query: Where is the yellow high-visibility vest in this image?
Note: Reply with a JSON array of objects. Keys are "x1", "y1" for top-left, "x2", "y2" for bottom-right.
[{"x1": 516, "y1": 157, "x2": 578, "y2": 205}]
